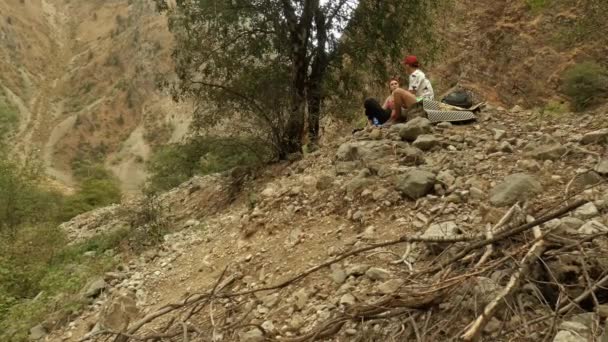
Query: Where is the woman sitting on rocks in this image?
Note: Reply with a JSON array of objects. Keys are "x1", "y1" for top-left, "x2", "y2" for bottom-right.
[{"x1": 363, "y1": 77, "x2": 401, "y2": 127}]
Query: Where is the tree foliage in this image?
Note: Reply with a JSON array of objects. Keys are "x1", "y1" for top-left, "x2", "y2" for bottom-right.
[{"x1": 155, "y1": 0, "x2": 444, "y2": 158}]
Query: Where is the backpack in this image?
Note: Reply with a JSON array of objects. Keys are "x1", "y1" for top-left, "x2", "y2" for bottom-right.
[{"x1": 442, "y1": 90, "x2": 473, "y2": 109}]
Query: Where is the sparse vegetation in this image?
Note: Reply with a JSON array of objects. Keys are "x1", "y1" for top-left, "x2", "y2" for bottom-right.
[
  {"x1": 0, "y1": 99, "x2": 19, "y2": 142},
  {"x1": 145, "y1": 136, "x2": 269, "y2": 194},
  {"x1": 562, "y1": 61, "x2": 608, "y2": 111},
  {"x1": 526, "y1": 0, "x2": 551, "y2": 12}
]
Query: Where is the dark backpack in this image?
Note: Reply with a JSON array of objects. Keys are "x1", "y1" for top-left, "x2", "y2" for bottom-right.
[{"x1": 442, "y1": 90, "x2": 473, "y2": 109}]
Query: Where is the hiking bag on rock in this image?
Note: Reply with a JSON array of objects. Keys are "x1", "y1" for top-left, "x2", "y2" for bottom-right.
[{"x1": 442, "y1": 90, "x2": 473, "y2": 109}]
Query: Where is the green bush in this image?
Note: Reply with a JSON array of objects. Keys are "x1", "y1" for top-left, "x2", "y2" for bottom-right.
[
  {"x1": 562, "y1": 62, "x2": 608, "y2": 111},
  {"x1": 145, "y1": 136, "x2": 269, "y2": 194}
]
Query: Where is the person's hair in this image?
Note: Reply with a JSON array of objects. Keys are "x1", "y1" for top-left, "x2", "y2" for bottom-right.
[{"x1": 388, "y1": 76, "x2": 400, "y2": 90}]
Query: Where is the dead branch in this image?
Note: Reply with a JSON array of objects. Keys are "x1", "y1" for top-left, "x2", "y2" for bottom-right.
[
  {"x1": 461, "y1": 226, "x2": 546, "y2": 340},
  {"x1": 424, "y1": 199, "x2": 587, "y2": 274}
]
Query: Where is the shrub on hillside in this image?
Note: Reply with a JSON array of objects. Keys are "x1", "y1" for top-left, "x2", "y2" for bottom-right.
[
  {"x1": 145, "y1": 136, "x2": 269, "y2": 194},
  {"x1": 562, "y1": 61, "x2": 608, "y2": 111}
]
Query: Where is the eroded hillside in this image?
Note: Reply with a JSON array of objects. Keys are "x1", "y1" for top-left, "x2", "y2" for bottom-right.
[{"x1": 0, "y1": 0, "x2": 190, "y2": 192}]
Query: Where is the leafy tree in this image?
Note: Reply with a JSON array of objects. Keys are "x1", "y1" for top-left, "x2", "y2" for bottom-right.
[{"x1": 154, "y1": 0, "x2": 444, "y2": 158}]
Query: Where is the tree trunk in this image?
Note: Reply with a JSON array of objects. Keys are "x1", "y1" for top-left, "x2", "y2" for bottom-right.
[{"x1": 306, "y1": 9, "x2": 328, "y2": 145}]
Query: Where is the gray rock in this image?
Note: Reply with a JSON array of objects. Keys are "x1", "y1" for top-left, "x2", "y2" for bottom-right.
[
  {"x1": 84, "y1": 278, "x2": 107, "y2": 298},
  {"x1": 292, "y1": 289, "x2": 308, "y2": 310},
  {"x1": 100, "y1": 294, "x2": 139, "y2": 331},
  {"x1": 578, "y1": 220, "x2": 608, "y2": 234},
  {"x1": 395, "y1": 169, "x2": 436, "y2": 200},
  {"x1": 399, "y1": 117, "x2": 432, "y2": 142},
  {"x1": 489, "y1": 173, "x2": 542, "y2": 207},
  {"x1": 498, "y1": 141, "x2": 514, "y2": 153},
  {"x1": 335, "y1": 161, "x2": 360, "y2": 175},
  {"x1": 437, "y1": 170, "x2": 456, "y2": 186},
  {"x1": 595, "y1": 160, "x2": 608, "y2": 175},
  {"x1": 412, "y1": 134, "x2": 440, "y2": 151},
  {"x1": 330, "y1": 264, "x2": 347, "y2": 284},
  {"x1": 378, "y1": 279, "x2": 404, "y2": 294},
  {"x1": 316, "y1": 175, "x2": 334, "y2": 190},
  {"x1": 345, "y1": 177, "x2": 373, "y2": 197},
  {"x1": 517, "y1": 159, "x2": 541, "y2": 172},
  {"x1": 240, "y1": 328, "x2": 264, "y2": 342},
  {"x1": 336, "y1": 140, "x2": 393, "y2": 162},
  {"x1": 558, "y1": 321, "x2": 590, "y2": 335},
  {"x1": 397, "y1": 146, "x2": 425, "y2": 166},
  {"x1": 437, "y1": 122, "x2": 452, "y2": 129},
  {"x1": 581, "y1": 128, "x2": 608, "y2": 144},
  {"x1": 572, "y1": 171, "x2": 603, "y2": 189},
  {"x1": 559, "y1": 217, "x2": 585, "y2": 233},
  {"x1": 29, "y1": 324, "x2": 47, "y2": 340},
  {"x1": 573, "y1": 202, "x2": 599, "y2": 220},
  {"x1": 365, "y1": 267, "x2": 391, "y2": 281},
  {"x1": 340, "y1": 293, "x2": 356, "y2": 306},
  {"x1": 423, "y1": 221, "x2": 459, "y2": 238},
  {"x1": 526, "y1": 144, "x2": 567, "y2": 161},
  {"x1": 553, "y1": 330, "x2": 587, "y2": 342},
  {"x1": 493, "y1": 129, "x2": 507, "y2": 141},
  {"x1": 346, "y1": 264, "x2": 370, "y2": 276}
]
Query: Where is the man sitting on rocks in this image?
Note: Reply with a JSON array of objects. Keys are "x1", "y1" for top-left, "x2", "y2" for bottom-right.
[{"x1": 386, "y1": 55, "x2": 435, "y2": 125}]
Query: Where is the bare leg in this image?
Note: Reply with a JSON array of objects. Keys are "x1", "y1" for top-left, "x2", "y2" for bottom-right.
[{"x1": 388, "y1": 88, "x2": 418, "y2": 123}]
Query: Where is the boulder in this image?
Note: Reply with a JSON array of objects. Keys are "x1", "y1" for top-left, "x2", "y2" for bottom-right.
[
  {"x1": 489, "y1": 173, "x2": 542, "y2": 207},
  {"x1": 336, "y1": 140, "x2": 393, "y2": 162},
  {"x1": 397, "y1": 146, "x2": 425, "y2": 166},
  {"x1": 395, "y1": 169, "x2": 436, "y2": 199},
  {"x1": 240, "y1": 328, "x2": 264, "y2": 342},
  {"x1": 399, "y1": 117, "x2": 432, "y2": 142},
  {"x1": 412, "y1": 134, "x2": 440, "y2": 151},
  {"x1": 581, "y1": 128, "x2": 608, "y2": 144}
]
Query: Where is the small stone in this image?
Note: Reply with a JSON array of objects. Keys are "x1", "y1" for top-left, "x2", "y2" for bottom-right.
[
  {"x1": 517, "y1": 159, "x2": 541, "y2": 172},
  {"x1": 595, "y1": 160, "x2": 608, "y2": 175},
  {"x1": 553, "y1": 330, "x2": 586, "y2": 342},
  {"x1": 498, "y1": 141, "x2": 514, "y2": 153},
  {"x1": 240, "y1": 328, "x2": 264, "y2": 342},
  {"x1": 526, "y1": 144, "x2": 567, "y2": 161},
  {"x1": 84, "y1": 278, "x2": 107, "y2": 299},
  {"x1": 345, "y1": 328, "x2": 358, "y2": 335},
  {"x1": 262, "y1": 321, "x2": 275, "y2": 333},
  {"x1": 365, "y1": 267, "x2": 391, "y2": 281},
  {"x1": 470, "y1": 187, "x2": 485, "y2": 200},
  {"x1": 493, "y1": 129, "x2": 507, "y2": 141},
  {"x1": 558, "y1": 321, "x2": 590, "y2": 335},
  {"x1": 581, "y1": 128, "x2": 608, "y2": 144},
  {"x1": 340, "y1": 293, "x2": 356, "y2": 306},
  {"x1": 378, "y1": 279, "x2": 404, "y2": 294},
  {"x1": 597, "y1": 305, "x2": 608, "y2": 319},
  {"x1": 558, "y1": 217, "x2": 584, "y2": 233},
  {"x1": 29, "y1": 324, "x2": 47, "y2": 340},
  {"x1": 412, "y1": 134, "x2": 440, "y2": 151},
  {"x1": 330, "y1": 264, "x2": 347, "y2": 284},
  {"x1": 578, "y1": 220, "x2": 608, "y2": 234},
  {"x1": 423, "y1": 221, "x2": 459, "y2": 238},
  {"x1": 369, "y1": 128, "x2": 382, "y2": 140},
  {"x1": 292, "y1": 289, "x2": 308, "y2": 310},
  {"x1": 489, "y1": 173, "x2": 542, "y2": 207},
  {"x1": 84, "y1": 251, "x2": 97, "y2": 257},
  {"x1": 573, "y1": 202, "x2": 599, "y2": 220},
  {"x1": 346, "y1": 264, "x2": 370, "y2": 276},
  {"x1": 395, "y1": 169, "x2": 436, "y2": 200},
  {"x1": 261, "y1": 186, "x2": 278, "y2": 198},
  {"x1": 437, "y1": 122, "x2": 452, "y2": 129}
]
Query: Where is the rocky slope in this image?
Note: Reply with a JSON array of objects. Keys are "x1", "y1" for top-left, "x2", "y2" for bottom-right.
[{"x1": 39, "y1": 104, "x2": 608, "y2": 341}]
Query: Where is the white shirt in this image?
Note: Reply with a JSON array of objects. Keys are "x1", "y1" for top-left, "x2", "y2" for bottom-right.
[{"x1": 409, "y1": 69, "x2": 434, "y2": 100}]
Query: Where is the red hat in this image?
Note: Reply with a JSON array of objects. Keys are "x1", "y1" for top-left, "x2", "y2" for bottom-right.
[{"x1": 403, "y1": 55, "x2": 419, "y2": 66}]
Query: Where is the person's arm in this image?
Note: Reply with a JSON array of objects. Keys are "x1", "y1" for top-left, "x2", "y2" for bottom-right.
[{"x1": 382, "y1": 95, "x2": 391, "y2": 110}]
